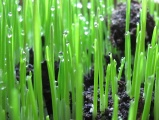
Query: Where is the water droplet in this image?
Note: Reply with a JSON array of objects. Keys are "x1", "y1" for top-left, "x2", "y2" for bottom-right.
[
  {"x1": 91, "y1": 12, "x2": 95, "y2": 17},
  {"x1": 61, "y1": 59, "x2": 64, "y2": 62},
  {"x1": 66, "y1": 41, "x2": 70, "y2": 46},
  {"x1": 51, "y1": 6, "x2": 55, "y2": 11},
  {"x1": 99, "y1": 15, "x2": 104, "y2": 21},
  {"x1": 84, "y1": 31, "x2": 89, "y2": 35},
  {"x1": 22, "y1": 50, "x2": 26, "y2": 55},
  {"x1": 8, "y1": 34, "x2": 12, "y2": 39},
  {"x1": 154, "y1": 0, "x2": 159, "y2": 3},
  {"x1": 58, "y1": 51, "x2": 63, "y2": 59},
  {"x1": 8, "y1": 12, "x2": 12, "y2": 17},
  {"x1": 0, "y1": 13, "x2": 2, "y2": 18},
  {"x1": 79, "y1": 14, "x2": 86, "y2": 21},
  {"x1": 15, "y1": 0, "x2": 19, "y2": 4},
  {"x1": 17, "y1": 6, "x2": 22, "y2": 12},
  {"x1": 149, "y1": 45, "x2": 152, "y2": 49},
  {"x1": 73, "y1": 69, "x2": 76, "y2": 73},
  {"x1": 21, "y1": 30, "x2": 25, "y2": 36},
  {"x1": 77, "y1": 2, "x2": 82, "y2": 9},
  {"x1": 102, "y1": 4, "x2": 105, "y2": 8},
  {"x1": 8, "y1": 27, "x2": 12, "y2": 38},
  {"x1": 1, "y1": 86, "x2": 6, "y2": 90},
  {"x1": 87, "y1": 2, "x2": 91, "y2": 9},
  {"x1": 2, "y1": 2, "x2": 5, "y2": 5},
  {"x1": 57, "y1": 0, "x2": 60, "y2": 4},
  {"x1": 125, "y1": 31, "x2": 130, "y2": 36},
  {"x1": 51, "y1": 13, "x2": 54, "y2": 17},
  {"x1": 19, "y1": 16, "x2": 23, "y2": 22},
  {"x1": 63, "y1": 30, "x2": 69, "y2": 37},
  {"x1": 121, "y1": 57, "x2": 125, "y2": 61},
  {"x1": 83, "y1": 27, "x2": 88, "y2": 30},
  {"x1": 94, "y1": 21, "x2": 98, "y2": 27},
  {"x1": 108, "y1": 52, "x2": 112, "y2": 56}
]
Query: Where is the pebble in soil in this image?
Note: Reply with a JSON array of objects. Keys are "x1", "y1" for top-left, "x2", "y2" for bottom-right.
[{"x1": 109, "y1": 0, "x2": 155, "y2": 55}]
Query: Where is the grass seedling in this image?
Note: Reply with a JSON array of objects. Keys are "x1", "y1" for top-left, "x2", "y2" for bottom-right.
[
  {"x1": 132, "y1": 52, "x2": 144, "y2": 119},
  {"x1": 104, "y1": 64, "x2": 111, "y2": 109},
  {"x1": 131, "y1": 31, "x2": 141, "y2": 97},
  {"x1": 19, "y1": 49, "x2": 26, "y2": 107},
  {"x1": 0, "y1": 0, "x2": 159, "y2": 120},
  {"x1": 142, "y1": 75, "x2": 155, "y2": 120},
  {"x1": 117, "y1": 57, "x2": 125, "y2": 81},
  {"x1": 125, "y1": 0, "x2": 131, "y2": 31},
  {"x1": 45, "y1": 46, "x2": 58, "y2": 120},
  {"x1": 11, "y1": 89, "x2": 20, "y2": 120},
  {"x1": 125, "y1": 32, "x2": 131, "y2": 95},
  {"x1": 144, "y1": 44, "x2": 158, "y2": 98},
  {"x1": 93, "y1": 39, "x2": 99, "y2": 120},
  {"x1": 76, "y1": 65, "x2": 83, "y2": 120},
  {"x1": 110, "y1": 54, "x2": 117, "y2": 100},
  {"x1": 112, "y1": 94, "x2": 119, "y2": 120},
  {"x1": 154, "y1": 53, "x2": 159, "y2": 120},
  {"x1": 140, "y1": 0, "x2": 147, "y2": 53},
  {"x1": 27, "y1": 75, "x2": 38, "y2": 120},
  {"x1": 97, "y1": 10, "x2": 105, "y2": 112},
  {"x1": 33, "y1": 0, "x2": 44, "y2": 119}
]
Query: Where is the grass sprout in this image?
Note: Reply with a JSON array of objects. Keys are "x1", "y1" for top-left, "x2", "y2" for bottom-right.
[{"x1": 0, "y1": 0, "x2": 158, "y2": 120}]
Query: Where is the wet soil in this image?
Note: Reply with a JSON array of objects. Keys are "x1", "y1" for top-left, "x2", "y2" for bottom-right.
[
  {"x1": 83, "y1": 68, "x2": 154, "y2": 120},
  {"x1": 109, "y1": 0, "x2": 155, "y2": 55},
  {"x1": 15, "y1": 51, "x2": 154, "y2": 120}
]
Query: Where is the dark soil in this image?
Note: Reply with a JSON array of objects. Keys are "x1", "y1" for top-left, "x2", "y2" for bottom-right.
[
  {"x1": 83, "y1": 68, "x2": 154, "y2": 120},
  {"x1": 15, "y1": 52, "x2": 154, "y2": 120},
  {"x1": 109, "y1": 0, "x2": 155, "y2": 55}
]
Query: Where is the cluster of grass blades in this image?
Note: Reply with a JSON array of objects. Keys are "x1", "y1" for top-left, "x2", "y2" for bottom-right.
[{"x1": 0, "y1": 0, "x2": 159, "y2": 120}]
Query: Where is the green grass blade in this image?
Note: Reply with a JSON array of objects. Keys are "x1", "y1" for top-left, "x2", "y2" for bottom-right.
[
  {"x1": 142, "y1": 75, "x2": 154, "y2": 120},
  {"x1": 154, "y1": 53, "x2": 159, "y2": 120},
  {"x1": 93, "y1": 39, "x2": 99, "y2": 119},
  {"x1": 132, "y1": 52, "x2": 144, "y2": 119},
  {"x1": 104, "y1": 64, "x2": 111, "y2": 109},
  {"x1": 27, "y1": 76, "x2": 38, "y2": 120},
  {"x1": 11, "y1": 89, "x2": 20, "y2": 120},
  {"x1": 46, "y1": 46, "x2": 58, "y2": 120},
  {"x1": 33, "y1": 0, "x2": 44, "y2": 119},
  {"x1": 125, "y1": 0, "x2": 131, "y2": 31},
  {"x1": 125, "y1": 32, "x2": 132, "y2": 95},
  {"x1": 140, "y1": 0, "x2": 147, "y2": 53},
  {"x1": 110, "y1": 56, "x2": 117, "y2": 100},
  {"x1": 112, "y1": 94, "x2": 118, "y2": 120},
  {"x1": 76, "y1": 64, "x2": 83, "y2": 120},
  {"x1": 117, "y1": 57, "x2": 125, "y2": 81},
  {"x1": 19, "y1": 50, "x2": 26, "y2": 107}
]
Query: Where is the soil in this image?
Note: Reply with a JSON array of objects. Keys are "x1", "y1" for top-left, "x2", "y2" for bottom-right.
[
  {"x1": 83, "y1": 69, "x2": 154, "y2": 120},
  {"x1": 109, "y1": 0, "x2": 155, "y2": 56},
  {"x1": 15, "y1": 51, "x2": 154, "y2": 120}
]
